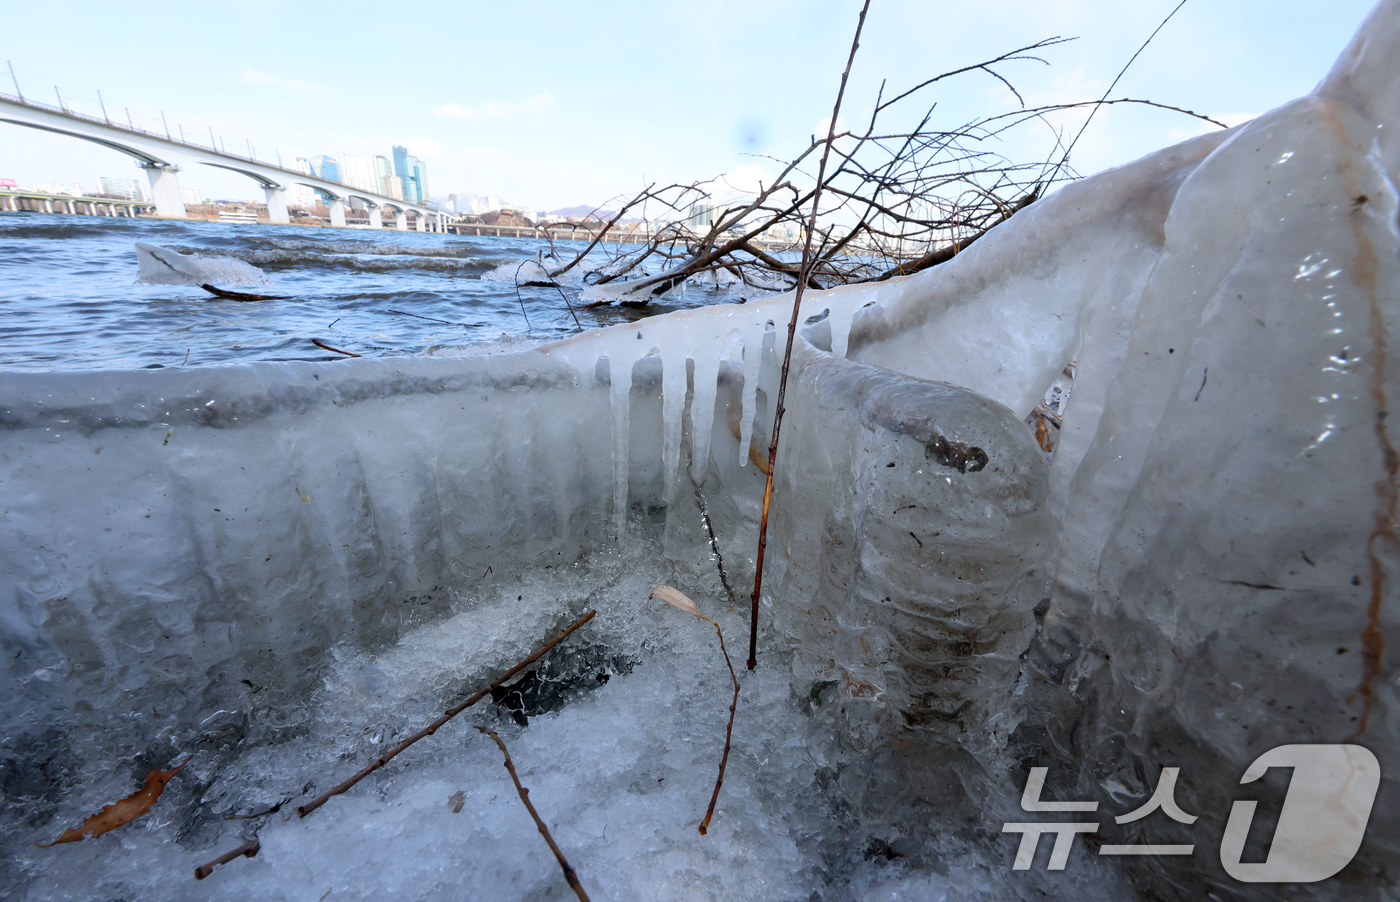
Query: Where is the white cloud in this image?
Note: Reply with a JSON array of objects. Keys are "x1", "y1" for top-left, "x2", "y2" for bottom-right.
[
  {"x1": 239, "y1": 69, "x2": 321, "y2": 92},
  {"x1": 401, "y1": 135, "x2": 444, "y2": 157},
  {"x1": 434, "y1": 93, "x2": 554, "y2": 122}
]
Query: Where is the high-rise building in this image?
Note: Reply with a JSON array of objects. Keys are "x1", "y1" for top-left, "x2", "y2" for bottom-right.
[
  {"x1": 179, "y1": 188, "x2": 203, "y2": 205},
  {"x1": 309, "y1": 154, "x2": 342, "y2": 183},
  {"x1": 392, "y1": 145, "x2": 427, "y2": 203},
  {"x1": 392, "y1": 145, "x2": 411, "y2": 200},
  {"x1": 375, "y1": 155, "x2": 401, "y2": 200},
  {"x1": 338, "y1": 154, "x2": 379, "y2": 194},
  {"x1": 412, "y1": 158, "x2": 428, "y2": 203}
]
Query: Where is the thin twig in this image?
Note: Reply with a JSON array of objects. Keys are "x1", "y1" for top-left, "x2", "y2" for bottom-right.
[
  {"x1": 296, "y1": 610, "x2": 597, "y2": 817},
  {"x1": 547, "y1": 187, "x2": 655, "y2": 279},
  {"x1": 478, "y1": 728, "x2": 591, "y2": 902},
  {"x1": 512, "y1": 260, "x2": 534, "y2": 332},
  {"x1": 1042, "y1": 0, "x2": 1190, "y2": 188},
  {"x1": 551, "y1": 281, "x2": 583, "y2": 332},
  {"x1": 194, "y1": 611, "x2": 599, "y2": 881},
  {"x1": 311, "y1": 338, "x2": 360, "y2": 357},
  {"x1": 223, "y1": 800, "x2": 283, "y2": 819},
  {"x1": 651, "y1": 586, "x2": 741, "y2": 835},
  {"x1": 194, "y1": 839, "x2": 259, "y2": 880},
  {"x1": 388, "y1": 308, "x2": 479, "y2": 328},
  {"x1": 749, "y1": 0, "x2": 871, "y2": 670},
  {"x1": 698, "y1": 621, "x2": 740, "y2": 835},
  {"x1": 871, "y1": 190, "x2": 1036, "y2": 281}
]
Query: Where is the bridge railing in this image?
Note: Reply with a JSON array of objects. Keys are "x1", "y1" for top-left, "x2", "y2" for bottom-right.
[
  {"x1": 0, "y1": 89, "x2": 236, "y2": 160},
  {"x1": 0, "y1": 89, "x2": 455, "y2": 218},
  {"x1": 1, "y1": 88, "x2": 364, "y2": 196}
]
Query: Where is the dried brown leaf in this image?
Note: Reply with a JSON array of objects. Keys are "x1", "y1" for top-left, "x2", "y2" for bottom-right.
[
  {"x1": 650, "y1": 585, "x2": 710, "y2": 623},
  {"x1": 37, "y1": 758, "x2": 189, "y2": 847}
]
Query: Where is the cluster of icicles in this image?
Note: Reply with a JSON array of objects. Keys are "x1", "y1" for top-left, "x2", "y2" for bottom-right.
[{"x1": 546, "y1": 289, "x2": 871, "y2": 541}]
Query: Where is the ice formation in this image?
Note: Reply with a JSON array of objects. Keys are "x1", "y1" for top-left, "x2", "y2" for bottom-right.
[
  {"x1": 135, "y1": 242, "x2": 273, "y2": 287},
  {"x1": 3, "y1": 2, "x2": 1400, "y2": 898}
]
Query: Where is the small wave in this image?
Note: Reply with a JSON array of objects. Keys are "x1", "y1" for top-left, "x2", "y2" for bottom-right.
[
  {"x1": 166, "y1": 244, "x2": 521, "y2": 275},
  {"x1": 0, "y1": 219, "x2": 135, "y2": 240},
  {"x1": 217, "y1": 235, "x2": 494, "y2": 259}
]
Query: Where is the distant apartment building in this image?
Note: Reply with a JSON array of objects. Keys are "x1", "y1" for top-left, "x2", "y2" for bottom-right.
[
  {"x1": 287, "y1": 158, "x2": 321, "y2": 207},
  {"x1": 99, "y1": 177, "x2": 145, "y2": 201},
  {"x1": 336, "y1": 154, "x2": 358, "y2": 189},
  {"x1": 289, "y1": 184, "x2": 319, "y2": 208},
  {"x1": 688, "y1": 203, "x2": 715, "y2": 229},
  {"x1": 331, "y1": 154, "x2": 384, "y2": 195},
  {"x1": 371, "y1": 155, "x2": 400, "y2": 200},
  {"x1": 179, "y1": 188, "x2": 204, "y2": 205},
  {"x1": 35, "y1": 182, "x2": 83, "y2": 196}
]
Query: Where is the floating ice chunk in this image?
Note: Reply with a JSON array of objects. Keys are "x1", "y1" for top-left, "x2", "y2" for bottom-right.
[{"x1": 134, "y1": 242, "x2": 273, "y2": 286}]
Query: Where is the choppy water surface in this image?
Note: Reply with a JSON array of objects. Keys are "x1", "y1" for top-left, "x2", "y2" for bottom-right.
[{"x1": 0, "y1": 214, "x2": 739, "y2": 371}]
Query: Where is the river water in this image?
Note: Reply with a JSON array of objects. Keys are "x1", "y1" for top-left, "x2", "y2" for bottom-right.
[{"x1": 0, "y1": 213, "x2": 737, "y2": 372}]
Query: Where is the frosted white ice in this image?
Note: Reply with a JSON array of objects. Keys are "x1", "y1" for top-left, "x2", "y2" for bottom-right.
[{"x1": 134, "y1": 242, "x2": 274, "y2": 286}]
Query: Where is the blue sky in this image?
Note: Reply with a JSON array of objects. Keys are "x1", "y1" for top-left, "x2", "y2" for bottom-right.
[{"x1": 0, "y1": 1, "x2": 1381, "y2": 210}]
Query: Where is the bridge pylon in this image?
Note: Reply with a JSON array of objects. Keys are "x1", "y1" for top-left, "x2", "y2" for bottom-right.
[{"x1": 139, "y1": 162, "x2": 185, "y2": 218}]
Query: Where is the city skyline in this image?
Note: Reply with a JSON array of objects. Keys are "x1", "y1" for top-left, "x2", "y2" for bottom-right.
[{"x1": 0, "y1": 1, "x2": 1383, "y2": 213}]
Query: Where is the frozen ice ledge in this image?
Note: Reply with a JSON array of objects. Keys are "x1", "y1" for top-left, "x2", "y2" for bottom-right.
[{"x1": 4, "y1": 1, "x2": 1400, "y2": 895}]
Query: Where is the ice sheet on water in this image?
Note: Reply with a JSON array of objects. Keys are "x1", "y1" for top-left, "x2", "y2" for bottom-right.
[{"x1": 134, "y1": 242, "x2": 274, "y2": 286}]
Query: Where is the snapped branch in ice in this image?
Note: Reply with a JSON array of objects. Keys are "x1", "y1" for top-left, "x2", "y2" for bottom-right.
[{"x1": 4, "y1": 2, "x2": 1400, "y2": 897}]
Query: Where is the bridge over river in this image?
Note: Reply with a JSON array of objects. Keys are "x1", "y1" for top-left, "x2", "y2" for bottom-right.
[{"x1": 0, "y1": 91, "x2": 448, "y2": 231}]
